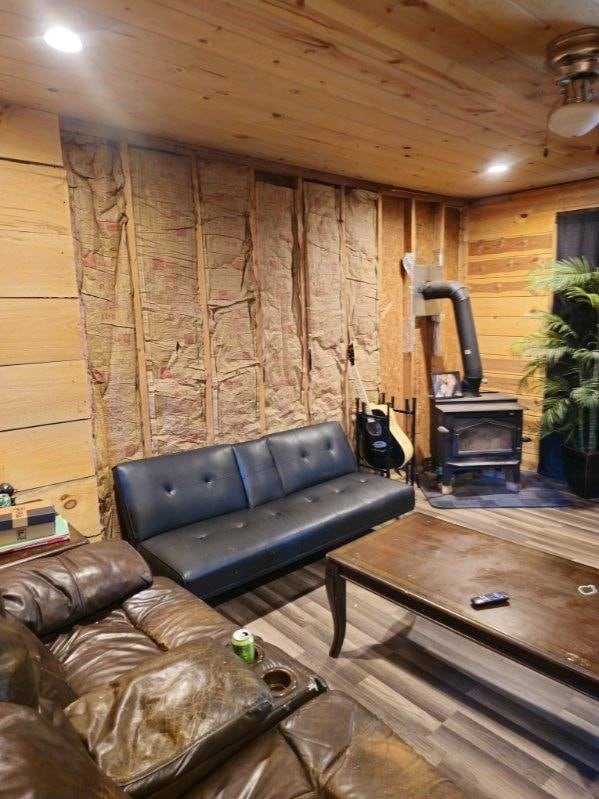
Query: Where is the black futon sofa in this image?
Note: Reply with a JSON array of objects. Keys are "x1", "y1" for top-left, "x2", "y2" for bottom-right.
[{"x1": 114, "y1": 421, "x2": 414, "y2": 598}]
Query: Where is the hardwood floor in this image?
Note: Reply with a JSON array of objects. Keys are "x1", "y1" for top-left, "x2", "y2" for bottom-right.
[{"x1": 217, "y1": 492, "x2": 599, "y2": 799}]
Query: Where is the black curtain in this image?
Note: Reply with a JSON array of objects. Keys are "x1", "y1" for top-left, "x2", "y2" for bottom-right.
[{"x1": 538, "y1": 207, "x2": 599, "y2": 479}]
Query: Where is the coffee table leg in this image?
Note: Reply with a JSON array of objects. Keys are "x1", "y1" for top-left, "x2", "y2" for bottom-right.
[{"x1": 325, "y1": 560, "x2": 346, "y2": 658}]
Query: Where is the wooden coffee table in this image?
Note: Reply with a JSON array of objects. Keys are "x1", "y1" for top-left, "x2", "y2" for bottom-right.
[{"x1": 326, "y1": 512, "x2": 599, "y2": 698}]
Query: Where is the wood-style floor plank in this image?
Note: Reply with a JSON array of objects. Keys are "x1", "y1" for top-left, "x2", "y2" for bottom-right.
[{"x1": 217, "y1": 494, "x2": 599, "y2": 798}]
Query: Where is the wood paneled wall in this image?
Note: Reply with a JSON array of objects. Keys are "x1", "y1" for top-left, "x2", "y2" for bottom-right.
[
  {"x1": 0, "y1": 106, "x2": 101, "y2": 539},
  {"x1": 468, "y1": 178, "x2": 599, "y2": 469}
]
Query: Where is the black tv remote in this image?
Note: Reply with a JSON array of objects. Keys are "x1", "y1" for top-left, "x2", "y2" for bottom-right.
[{"x1": 470, "y1": 591, "x2": 509, "y2": 609}]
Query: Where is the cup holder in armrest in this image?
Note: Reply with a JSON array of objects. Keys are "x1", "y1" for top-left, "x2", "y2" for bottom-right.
[{"x1": 262, "y1": 667, "x2": 297, "y2": 697}]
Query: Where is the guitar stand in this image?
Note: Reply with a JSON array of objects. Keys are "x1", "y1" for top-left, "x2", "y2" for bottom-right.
[{"x1": 354, "y1": 395, "x2": 417, "y2": 485}]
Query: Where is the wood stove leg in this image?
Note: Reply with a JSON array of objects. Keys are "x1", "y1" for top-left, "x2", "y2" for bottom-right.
[
  {"x1": 506, "y1": 464, "x2": 521, "y2": 492},
  {"x1": 441, "y1": 465, "x2": 453, "y2": 495}
]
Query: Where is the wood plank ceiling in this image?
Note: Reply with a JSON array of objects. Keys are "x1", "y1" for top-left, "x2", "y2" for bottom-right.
[{"x1": 0, "y1": 0, "x2": 598, "y2": 197}]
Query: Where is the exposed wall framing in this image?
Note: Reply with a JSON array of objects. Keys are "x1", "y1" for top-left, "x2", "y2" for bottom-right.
[
  {"x1": 62, "y1": 134, "x2": 144, "y2": 537},
  {"x1": 345, "y1": 188, "x2": 380, "y2": 401},
  {"x1": 128, "y1": 147, "x2": 208, "y2": 454},
  {"x1": 61, "y1": 126, "x2": 466, "y2": 537},
  {"x1": 255, "y1": 177, "x2": 307, "y2": 433},
  {"x1": 303, "y1": 182, "x2": 346, "y2": 425},
  {"x1": 379, "y1": 197, "x2": 471, "y2": 462},
  {"x1": 200, "y1": 161, "x2": 262, "y2": 443}
]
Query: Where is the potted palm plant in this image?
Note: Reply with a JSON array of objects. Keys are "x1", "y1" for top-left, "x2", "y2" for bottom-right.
[{"x1": 514, "y1": 257, "x2": 598, "y2": 498}]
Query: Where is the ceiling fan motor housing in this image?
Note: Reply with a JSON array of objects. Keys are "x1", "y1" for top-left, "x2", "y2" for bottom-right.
[
  {"x1": 546, "y1": 27, "x2": 599, "y2": 80},
  {"x1": 546, "y1": 28, "x2": 599, "y2": 137}
]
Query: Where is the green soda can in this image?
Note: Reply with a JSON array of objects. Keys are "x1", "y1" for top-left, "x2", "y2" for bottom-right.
[{"x1": 231, "y1": 629, "x2": 255, "y2": 663}]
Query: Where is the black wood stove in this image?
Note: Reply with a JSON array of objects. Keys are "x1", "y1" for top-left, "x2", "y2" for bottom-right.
[{"x1": 420, "y1": 281, "x2": 525, "y2": 494}]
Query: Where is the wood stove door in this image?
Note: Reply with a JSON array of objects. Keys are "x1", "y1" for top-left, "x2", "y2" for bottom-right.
[{"x1": 451, "y1": 416, "x2": 520, "y2": 459}]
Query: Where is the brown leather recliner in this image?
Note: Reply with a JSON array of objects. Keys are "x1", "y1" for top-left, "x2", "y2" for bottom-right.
[{"x1": 0, "y1": 541, "x2": 465, "y2": 798}]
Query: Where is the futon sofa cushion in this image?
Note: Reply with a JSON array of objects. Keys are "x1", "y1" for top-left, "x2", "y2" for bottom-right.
[
  {"x1": 65, "y1": 640, "x2": 273, "y2": 798},
  {"x1": 266, "y1": 421, "x2": 357, "y2": 494},
  {"x1": 114, "y1": 444, "x2": 249, "y2": 543},
  {"x1": 139, "y1": 471, "x2": 413, "y2": 598},
  {"x1": 0, "y1": 541, "x2": 151, "y2": 636},
  {"x1": 233, "y1": 438, "x2": 285, "y2": 507}
]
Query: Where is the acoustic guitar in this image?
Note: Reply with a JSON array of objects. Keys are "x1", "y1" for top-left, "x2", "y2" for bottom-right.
[{"x1": 348, "y1": 344, "x2": 414, "y2": 470}]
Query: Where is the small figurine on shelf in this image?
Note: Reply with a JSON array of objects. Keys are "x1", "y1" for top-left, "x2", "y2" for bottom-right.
[{"x1": 0, "y1": 483, "x2": 16, "y2": 508}]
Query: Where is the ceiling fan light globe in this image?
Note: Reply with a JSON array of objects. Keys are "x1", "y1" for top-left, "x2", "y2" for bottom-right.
[{"x1": 548, "y1": 101, "x2": 599, "y2": 137}]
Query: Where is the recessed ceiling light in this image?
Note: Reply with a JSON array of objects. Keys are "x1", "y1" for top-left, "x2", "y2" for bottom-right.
[
  {"x1": 43, "y1": 26, "x2": 83, "y2": 53},
  {"x1": 486, "y1": 163, "x2": 510, "y2": 175}
]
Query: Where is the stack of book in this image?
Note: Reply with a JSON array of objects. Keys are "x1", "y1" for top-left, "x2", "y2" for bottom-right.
[{"x1": 0, "y1": 500, "x2": 70, "y2": 555}]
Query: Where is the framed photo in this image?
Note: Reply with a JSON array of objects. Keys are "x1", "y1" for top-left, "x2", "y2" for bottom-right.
[{"x1": 431, "y1": 371, "x2": 462, "y2": 399}]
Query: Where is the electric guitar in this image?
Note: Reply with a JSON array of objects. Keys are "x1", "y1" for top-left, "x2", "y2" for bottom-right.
[{"x1": 348, "y1": 344, "x2": 414, "y2": 470}]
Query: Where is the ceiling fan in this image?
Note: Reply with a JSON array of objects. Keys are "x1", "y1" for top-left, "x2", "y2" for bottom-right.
[{"x1": 546, "y1": 27, "x2": 599, "y2": 138}]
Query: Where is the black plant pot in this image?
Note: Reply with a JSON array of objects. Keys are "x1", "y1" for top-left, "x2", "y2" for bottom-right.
[{"x1": 561, "y1": 445, "x2": 599, "y2": 499}]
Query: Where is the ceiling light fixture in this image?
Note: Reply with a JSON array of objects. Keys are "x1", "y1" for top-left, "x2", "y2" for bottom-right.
[
  {"x1": 546, "y1": 27, "x2": 599, "y2": 138},
  {"x1": 486, "y1": 163, "x2": 509, "y2": 175},
  {"x1": 43, "y1": 26, "x2": 83, "y2": 53}
]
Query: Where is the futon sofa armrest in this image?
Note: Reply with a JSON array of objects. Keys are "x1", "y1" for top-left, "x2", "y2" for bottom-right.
[
  {"x1": 65, "y1": 639, "x2": 273, "y2": 798},
  {"x1": 0, "y1": 540, "x2": 152, "y2": 636}
]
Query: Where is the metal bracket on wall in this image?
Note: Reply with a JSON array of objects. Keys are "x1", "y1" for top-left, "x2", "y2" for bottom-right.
[{"x1": 402, "y1": 250, "x2": 444, "y2": 355}]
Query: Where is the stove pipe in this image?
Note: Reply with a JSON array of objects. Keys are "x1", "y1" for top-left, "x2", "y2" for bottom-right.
[{"x1": 421, "y1": 280, "x2": 483, "y2": 395}]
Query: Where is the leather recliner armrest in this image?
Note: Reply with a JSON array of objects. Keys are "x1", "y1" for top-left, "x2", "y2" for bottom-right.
[{"x1": 65, "y1": 638, "x2": 273, "y2": 798}]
